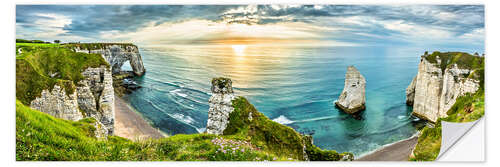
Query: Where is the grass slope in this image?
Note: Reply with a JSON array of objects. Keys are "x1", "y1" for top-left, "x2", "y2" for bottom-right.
[
  {"x1": 226, "y1": 97, "x2": 352, "y2": 161},
  {"x1": 16, "y1": 43, "x2": 109, "y2": 105},
  {"x1": 411, "y1": 52, "x2": 485, "y2": 161},
  {"x1": 16, "y1": 97, "x2": 351, "y2": 161}
]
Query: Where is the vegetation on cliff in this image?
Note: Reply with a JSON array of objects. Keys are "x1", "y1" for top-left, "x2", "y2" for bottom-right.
[
  {"x1": 16, "y1": 96, "x2": 350, "y2": 161},
  {"x1": 411, "y1": 52, "x2": 485, "y2": 161},
  {"x1": 16, "y1": 42, "x2": 109, "y2": 105},
  {"x1": 226, "y1": 97, "x2": 352, "y2": 161},
  {"x1": 65, "y1": 43, "x2": 136, "y2": 50},
  {"x1": 424, "y1": 51, "x2": 484, "y2": 76}
]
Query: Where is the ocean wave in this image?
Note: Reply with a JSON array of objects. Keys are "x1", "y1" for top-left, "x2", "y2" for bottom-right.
[
  {"x1": 145, "y1": 99, "x2": 203, "y2": 131},
  {"x1": 293, "y1": 115, "x2": 340, "y2": 123},
  {"x1": 273, "y1": 114, "x2": 341, "y2": 125},
  {"x1": 171, "y1": 113, "x2": 195, "y2": 124},
  {"x1": 397, "y1": 115, "x2": 407, "y2": 120},
  {"x1": 273, "y1": 115, "x2": 294, "y2": 124},
  {"x1": 170, "y1": 89, "x2": 188, "y2": 98}
]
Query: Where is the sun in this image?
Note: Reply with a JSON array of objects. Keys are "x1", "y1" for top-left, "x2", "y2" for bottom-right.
[{"x1": 231, "y1": 45, "x2": 247, "y2": 56}]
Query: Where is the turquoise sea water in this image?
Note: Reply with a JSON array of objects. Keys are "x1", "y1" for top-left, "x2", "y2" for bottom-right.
[{"x1": 122, "y1": 45, "x2": 473, "y2": 156}]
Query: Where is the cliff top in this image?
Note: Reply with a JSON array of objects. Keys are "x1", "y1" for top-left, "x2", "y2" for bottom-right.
[
  {"x1": 424, "y1": 51, "x2": 484, "y2": 88},
  {"x1": 211, "y1": 77, "x2": 233, "y2": 93},
  {"x1": 424, "y1": 51, "x2": 484, "y2": 71},
  {"x1": 64, "y1": 43, "x2": 137, "y2": 50},
  {"x1": 16, "y1": 42, "x2": 109, "y2": 105}
]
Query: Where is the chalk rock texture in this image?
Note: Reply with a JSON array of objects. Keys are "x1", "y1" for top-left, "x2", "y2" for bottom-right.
[
  {"x1": 335, "y1": 66, "x2": 366, "y2": 114},
  {"x1": 31, "y1": 66, "x2": 115, "y2": 136},
  {"x1": 406, "y1": 76, "x2": 417, "y2": 106},
  {"x1": 30, "y1": 85, "x2": 83, "y2": 121},
  {"x1": 206, "y1": 77, "x2": 235, "y2": 135},
  {"x1": 74, "y1": 44, "x2": 145, "y2": 76},
  {"x1": 408, "y1": 56, "x2": 480, "y2": 123}
]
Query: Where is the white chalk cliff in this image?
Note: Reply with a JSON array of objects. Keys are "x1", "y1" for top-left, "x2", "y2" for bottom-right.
[
  {"x1": 407, "y1": 55, "x2": 480, "y2": 123},
  {"x1": 31, "y1": 65, "x2": 115, "y2": 135},
  {"x1": 206, "y1": 78, "x2": 235, "y2": 135},
  {"x1": 74, "y1": 44, "x2": 146, "y2": 76},
  {"x1": 335, "y1": 66, "x2": 366, "y2": 114}
]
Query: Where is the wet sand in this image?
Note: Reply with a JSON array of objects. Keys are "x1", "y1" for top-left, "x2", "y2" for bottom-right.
[
  {"x1": 114, "y1": 95, "x2": 166, "y2": 141},
  {"x1": 356, "y1": 135, "x2": 419, "y2": 161}
]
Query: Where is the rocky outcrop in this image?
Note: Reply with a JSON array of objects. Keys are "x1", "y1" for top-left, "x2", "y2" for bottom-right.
[
  {"x1": 406, "y1": 76, "x2": 417, "y2": 106},
  {"x1": 30, "y1": 85, "x2": 83, "y2": 121},
  {"x1": 407, "y1": 55, "x2": 480, "y2": 123},
  {"x1": 77, "y1": 66, "x2": 115, "y2": 135},
  {"x1": 74, "y1": 44, "x2": 145, "y2": 76},
  {"x1": 97, "y1": 68, "x2": 115, "y2": 134},
  {"x1": 93, "y1": 120, "x2": 109, "y2": 139},
  {"x1": 31, "y1": 65, "x2": 115, "y2": 135},
  {"x1": 335, "y1": 66, "x2": 366, "y2": 114},
  {"x1": 206, "y1": 77, "x2": 236, "y2": 135}
]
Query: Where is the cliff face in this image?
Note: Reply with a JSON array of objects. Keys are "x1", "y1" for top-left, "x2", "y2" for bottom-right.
[
  {"x1": 30, "y1": 85, "x2": 83, "y2": 121},
  {"x1": 74, "y1": 44, "x2": 145, "y2": 76},
  {"x1": 407, "y1": 54, "x2": 481, "y2": 123},
  {"x1": 78, "y1": 66, "x2": 115, "y2": 134},
  {"x1": 31, "y1": 66, "x2": 115, "y2": 135},
  {"x1": 206, "y1": 77, "x2": 235, "y2": 135},
  {"x1": 335, "y1": 66, "x2": 366, "y2": 114}
]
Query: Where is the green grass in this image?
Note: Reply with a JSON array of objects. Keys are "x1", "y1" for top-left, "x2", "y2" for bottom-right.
[
  {"x1": 411, "y1": 52, "x2": 485, "y2": 161},
  {"x1": 16, "y1": 96, "x2": 351, "y2": 161},
  {"x1": 16, "y1": 99, "x2": 276, "y2": 161},
  {"x1": 64, "y1": 43, "x2": 135, "y2": 50},
  {"x1": 16, "y1": 39, "x2": 48, "y2": 43},
  {"x1": 16, "y1": 43, "x2": 109, "y2": 105},
  {"x1": 225, "y1": 97, "x2": 352, "y2": 161},
  {"x1": 424, "y1": 51, "x2": 484, "y2": 75},
  {"x1": 411, "y1": 89, "x2": 485, "y2": 161}
]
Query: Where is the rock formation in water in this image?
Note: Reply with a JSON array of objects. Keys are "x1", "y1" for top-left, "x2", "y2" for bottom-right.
[
  {"x1": 407, "y1": 52, "x2": 482, "y2": 123},
  {"x1": 206, "y1": 77, "x2": 236, "y2": 135},
  {"x1": 335, "y1": 66, "x2": 366, "y2": 114},
  {"x1": 73, "y1": 44, "x2": 146, "y2": 76},
  {"x1": 406, "y1": 76, "x2": 417, "y2": 106}
]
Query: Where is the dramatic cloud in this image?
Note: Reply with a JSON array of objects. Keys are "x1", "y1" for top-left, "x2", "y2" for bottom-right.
[{"x1": 16, "y1": 5, "x2": 484, "y2": 49}]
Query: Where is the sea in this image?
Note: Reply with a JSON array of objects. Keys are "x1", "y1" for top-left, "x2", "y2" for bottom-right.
[{"x1": 121, "y1": 44, "x2": 478, "y2": 156}]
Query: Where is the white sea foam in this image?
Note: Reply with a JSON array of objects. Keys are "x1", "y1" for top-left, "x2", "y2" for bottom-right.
[
  {"x1": 171, "y1": 113, "x2": 195, "y2": 124},
  {"x1": 272, "y1": 115, "x2": 294, "y2": 125},
  {"x1": 170, "y1": 89, "x2": 188, "y2": 98},
  {"x1": 197, "y1": 128, "x2": 206, "y2": 133},
  {"x1": 397, "y1": 115, "x2": 406, "y2": 120}
]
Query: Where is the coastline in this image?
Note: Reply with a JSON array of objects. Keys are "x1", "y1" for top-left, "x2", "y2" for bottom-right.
[
  {"x1": 356, "y1": 133, "x2": 419, "y2": 161},
  {"x1": 114, "y1": 95, "x2": 167, "y2": 141}
]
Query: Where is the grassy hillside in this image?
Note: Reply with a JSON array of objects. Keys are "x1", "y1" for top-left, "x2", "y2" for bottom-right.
[
  {"x1": 16, "y1": 96, "x2": 350, "y2": 161},
  {"x1": 16, "y1": 41, "x2": 350, "y2": 161},
  {"x1": 424, "y1": 51, "x2": 484, "y2": 75},
  {"x1": 64, "y1": 43, "x2": 135, "y2": 50},
  {"x1": 16, "y1": 43, "x2": 109, "y2": 105},
  {"x1": 411, "y1": 52, "x2": 485, "y2": 161}
]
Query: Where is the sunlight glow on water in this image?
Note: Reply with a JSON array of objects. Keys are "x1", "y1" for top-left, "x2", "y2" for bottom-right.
[{"x1": 124, "y1": 44, "x2": 438, "y2": 156}]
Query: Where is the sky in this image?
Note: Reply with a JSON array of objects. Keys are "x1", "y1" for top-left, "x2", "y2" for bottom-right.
[{"x1": 16, "y1": 5, "x2": 484, "y2": 49}]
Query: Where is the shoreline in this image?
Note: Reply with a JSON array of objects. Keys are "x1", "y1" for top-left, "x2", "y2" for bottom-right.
[
  {"x1": 356, "y1": 133, "x2": 419, "y2": 161},
  {"x1": 114, "y1": 95, "x2": 167, "y2": 141}
]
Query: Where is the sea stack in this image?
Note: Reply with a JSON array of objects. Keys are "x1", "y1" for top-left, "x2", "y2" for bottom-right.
[
  {"x1": 206, "y1": 77, "x2": 236, "y2": 135},
  {"x1": 335, "y1": 66, "x2": 366, "y2": 114}
]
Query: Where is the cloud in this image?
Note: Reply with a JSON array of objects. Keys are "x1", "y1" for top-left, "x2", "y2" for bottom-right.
[
  {"x1": 15, "y1": 5, "x2": 484, "y2": 49},
  {"x1": 101, "y1": 19, "x2": 350, "y2": 46}
]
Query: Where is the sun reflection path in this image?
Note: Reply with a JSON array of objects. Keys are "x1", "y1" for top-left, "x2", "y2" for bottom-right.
[{"x1": 231, "y1": 45, "x2": 247, "y2": 56}]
